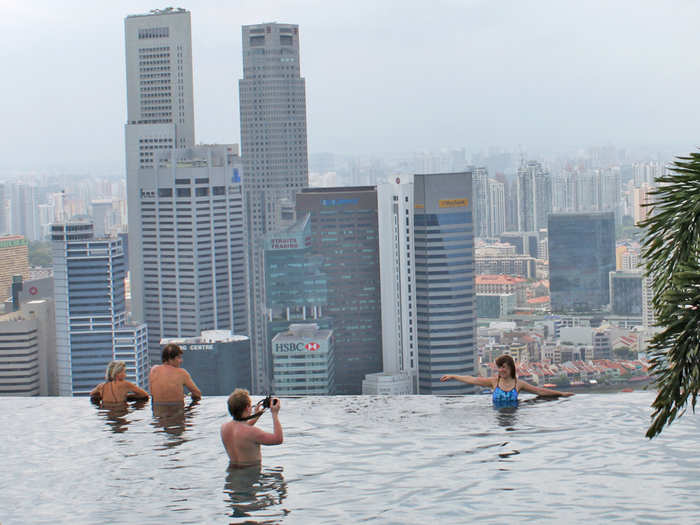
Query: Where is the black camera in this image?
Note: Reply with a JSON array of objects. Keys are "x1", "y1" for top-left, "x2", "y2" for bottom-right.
[{"x1": 261, "y1": 395, "x2": 277, "y2": 408}]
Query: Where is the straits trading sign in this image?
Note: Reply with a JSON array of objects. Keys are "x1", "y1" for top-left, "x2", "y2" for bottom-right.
[
  {"x1": 273, "y1": 340, "x2": 326, "y2": 354},
  {"x1": 439, "y1": 198, "x2": 468, "y2": 208},
  {"x1": 265, "y1": 234, "x2": 311, "y2": 251}
]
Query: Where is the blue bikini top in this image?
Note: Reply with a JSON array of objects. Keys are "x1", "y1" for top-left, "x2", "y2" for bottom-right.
[{"x1": 492, "y1": 377, "x2": 518, "y2": 406}]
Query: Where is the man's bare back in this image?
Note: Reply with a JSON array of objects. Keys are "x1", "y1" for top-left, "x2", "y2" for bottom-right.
[
  {"x1": 149, "y1": 349, "x2": 201, "y2": 403},
  {"x1": 221, "y1": 391, "x2": 283, "y2": 467}
]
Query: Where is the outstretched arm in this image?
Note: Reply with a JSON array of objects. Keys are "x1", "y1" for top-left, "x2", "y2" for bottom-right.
[
  {"x1": 519, "y1": 381, "x2": 574, "y2": 397},
  {"x1": 440, "y1": 374, "x2": 494, "y2": 388}
]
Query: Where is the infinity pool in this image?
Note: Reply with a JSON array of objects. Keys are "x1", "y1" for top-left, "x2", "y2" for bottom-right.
[{"x1": 2, "y1": 393, "x2": 699, "y2": 524}]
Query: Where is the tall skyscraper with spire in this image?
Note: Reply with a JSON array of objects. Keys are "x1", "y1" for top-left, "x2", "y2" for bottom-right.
[{"x1": 239, "y1": 23, "x2": 309, "y2": 392}]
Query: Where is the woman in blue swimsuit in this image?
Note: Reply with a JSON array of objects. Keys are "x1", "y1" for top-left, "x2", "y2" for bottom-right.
[{"x1": 440, "y1": 354, "x2": 573, "y2": 405}]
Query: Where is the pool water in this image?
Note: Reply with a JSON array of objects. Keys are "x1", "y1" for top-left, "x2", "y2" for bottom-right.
[{"x1": 2, "y1": 392, "x2": 699, "y2": 524}]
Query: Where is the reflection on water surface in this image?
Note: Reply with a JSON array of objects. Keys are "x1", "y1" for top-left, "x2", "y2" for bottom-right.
[{"x1": 2, "y1": 393, "x2": 700, "y2": 524}]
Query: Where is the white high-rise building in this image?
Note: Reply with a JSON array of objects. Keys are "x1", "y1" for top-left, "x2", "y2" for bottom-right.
[
  {"x1": 124, "y1": 8, "x2": 195, "y2": 325},
  {"x1": 516, "y1": 161, "x2": 551, "y2": 232},
  {"x1": 136, "y1": 145, "x2": 248, "y2": 364},
  {"x1": 376, "y1": 176, "x2": 418, "y2": 393},
  {"x1": 239, "y1": 23, "x2": 309, "y2": 392},
  {"x1": 0, "y1": 299, "x2": 56, "y2": 396},
  {"x1": 124, "y1": 10, "x2": 248, "y2": 365},
  {"x1": 488, "y1": 178, "x2": 506, "y2": 237}
]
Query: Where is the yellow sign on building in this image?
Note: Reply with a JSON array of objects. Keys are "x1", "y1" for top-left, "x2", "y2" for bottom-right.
[{"x1": 438, "y1": 198, "x2": 468, "y2": 208}]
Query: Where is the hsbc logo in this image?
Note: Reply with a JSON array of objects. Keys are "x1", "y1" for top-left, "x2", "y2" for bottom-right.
[{"x1": 275, "y1": 341, "x2": 322, "y2": 353}]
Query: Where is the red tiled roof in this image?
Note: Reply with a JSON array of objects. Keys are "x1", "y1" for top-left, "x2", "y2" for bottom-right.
[{"x1": 475, "y1": 274, "x2": 527, "y2": 285}]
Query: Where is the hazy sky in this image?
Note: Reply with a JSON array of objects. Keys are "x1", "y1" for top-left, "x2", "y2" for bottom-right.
[{"x1": 2, "y1": 0, "x2": 700, "y2": 173}]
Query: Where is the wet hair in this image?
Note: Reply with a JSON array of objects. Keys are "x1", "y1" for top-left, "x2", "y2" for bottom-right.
[
  {"x1": 162, "y1": 343, "x2": 183, "y2": 363},
  {"x1": 105, "y1": 361, "x2": 126, "y2": 382},
  {"x1": 495, "y1": 354, "x2": 517, "y2": 379},
  {"x1": 228, "y1": 388, "x2": 251, "y2": 420}
]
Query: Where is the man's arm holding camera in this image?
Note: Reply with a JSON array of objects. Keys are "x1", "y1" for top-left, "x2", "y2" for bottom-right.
[{"x1": 251, "y1": 398, "x2": 283, "y2": 445}]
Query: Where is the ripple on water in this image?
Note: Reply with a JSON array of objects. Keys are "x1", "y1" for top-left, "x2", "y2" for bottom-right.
[{"x1": 1, "y1": 393, "x2": 700, "y2": 524}]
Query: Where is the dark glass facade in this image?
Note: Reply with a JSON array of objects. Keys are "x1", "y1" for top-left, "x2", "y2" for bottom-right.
[
  {"x1": 162, "y1": 337, "x2": 251, "y2": 395},
  {"x1": 609, "y1": 271, "x2": 643, "y2": 316},
  {"x1": 549, "y1": 212, "x2": 615, "y2": 313},
  {"x1": 264, "y1": 214, "x2": 331, "y2": 389},
  {"x1": 296, "y1": 187, "x2": 382, "y2": 394},
  {"x1": 414, "y1": 172, "x2": 476, "y2": 394}
]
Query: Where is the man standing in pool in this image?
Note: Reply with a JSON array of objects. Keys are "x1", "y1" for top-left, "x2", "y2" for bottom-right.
[
  {"x1": 440, "y1": 354, "x2": 574, "y2": 405},
  {"x1": 149, "y1": 343, "x2": 202, "y2": 404},
  {"x1": 221, "y1": 388, "x2": 283, "y2": 467}
]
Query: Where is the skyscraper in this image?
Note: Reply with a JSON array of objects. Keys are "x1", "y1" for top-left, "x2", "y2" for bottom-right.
[
  {"x1": 376, "y1": 178, "x2": 418, "y2": 393},
  {"x1": 125, "y1": 10, "x2": 248, "y2": 365},
  {"x1": 516, "y1": 161, "x2": 552, "y2": 232},
  {"x1": 548, "y1": 212, "x2": 615, "y2": 313},
  {"x1": 124, "y1": 8, "x2": 195, "y2": 325},
  {"x1": 239, "y1": 23, "x2": 309, "y2": 392},
  {"x1": 52, "y1": 221, "x2": 149, "y2": 396},
  {"x1": 414, "y1": 172, "x2": 476, "y2": 394},
  {"x1": 296, "y1": 187, "x2": 382, "y2": 394},
  {"x1": 263, "y1": 213, "x2": 331, "y2": 391},
  {"x1": 472, "y1": 167, "x2": 490, "y2": 238},
  {"x1": 0, "y1": 235, "x2": 29, "y2": 301},
  {"x1": 136, "y1": 145, "x2": 248, "y2": 365}
]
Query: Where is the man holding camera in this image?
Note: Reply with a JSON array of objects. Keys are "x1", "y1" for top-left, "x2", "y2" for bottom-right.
[{"x1": 221, "y1": 388, "x2": 283, "y2": 467}]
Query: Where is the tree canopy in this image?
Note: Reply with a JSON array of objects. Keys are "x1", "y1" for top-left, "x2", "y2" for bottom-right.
[{"x1": 640, "y1": 152, "x2": 700, "y2": 438}]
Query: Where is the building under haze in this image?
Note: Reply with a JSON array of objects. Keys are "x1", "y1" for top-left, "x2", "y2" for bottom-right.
[
  {"x1": 609, "y1": 270, "x2": 643, "y2": 317},
  {"x1": 239, "y1": 22, "x2": 310, "y2": 393},
  {"x1": 124, "y1": 8, "x2": 196, "y2": 327},
  {"x1": 376, "y1": 178, "x2": 418, "y2": 393},
  {"x1": 135, "y1": 145, "x2": 248, "y2": 365},
  {"x1": 296, "y1": 187, "x2": 382, "y2": 395},
  {"x1": 516, "y1": 161, "x2": 552, "y2": 233},
  {"x1": 0, "y1": 235, "x2": 29, "y2": 302},
  {"x1": 124, "y1": 10, "x2": 248, "y2": 365},
  {"x1": 52, "y1": 221, "x2": 148, "y2": 396},
  {"x1": 0, "y1": 299, "x2": 55, "y2": 396},
  {"x1": 548, "y1": 212, "x2": 616, "y2": 313},
  {"x1": 413, "y1": 172, "x2": 476, "y2": 394},
  {"x1": 263, "y1": 214, "x2": 331, "y2": 389}
]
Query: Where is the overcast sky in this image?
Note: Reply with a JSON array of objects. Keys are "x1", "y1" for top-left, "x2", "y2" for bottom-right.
[{"x1": 2, "y1": 0, "x2": 699, "y2": 173}]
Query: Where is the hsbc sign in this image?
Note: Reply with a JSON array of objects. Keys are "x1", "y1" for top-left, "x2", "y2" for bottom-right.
[{"x1": 274, "y1": 341, "x2": 324, "y2": 353}]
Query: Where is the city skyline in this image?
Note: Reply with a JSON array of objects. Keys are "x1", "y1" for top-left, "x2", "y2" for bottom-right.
[{"x1": 2, "y1": 1, "x2": 700, "y2": 173}]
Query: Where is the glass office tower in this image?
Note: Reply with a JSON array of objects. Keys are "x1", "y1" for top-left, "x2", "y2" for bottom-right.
[
  {"x1": 264, "y1": 213, "x2": 330, "y2": 389},
  {"x1": 52, "y1": 221, "x2": 148, "y2": 396},
  {"x1": 548, "y1": 212, "x2": 615, "y2": 313},
  {"x1": 609, "y1": 270, "x2": 643, "y2": 316},
  {"x1": 296, "y1": 187, "x2": 382, "y2": 394},
  {"x1": 414, "y1": 172, "x2": 476, "y2": 394}
]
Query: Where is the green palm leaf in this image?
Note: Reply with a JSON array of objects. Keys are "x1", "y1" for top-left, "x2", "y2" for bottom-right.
[{"x1": 640, "y1": 152, "x2": 700, "y2": 438}]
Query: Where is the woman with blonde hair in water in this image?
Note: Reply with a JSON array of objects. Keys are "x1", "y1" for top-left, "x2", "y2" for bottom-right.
[{"x1": 90, "y1": 361, "x2": 149, "y2": 404}]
